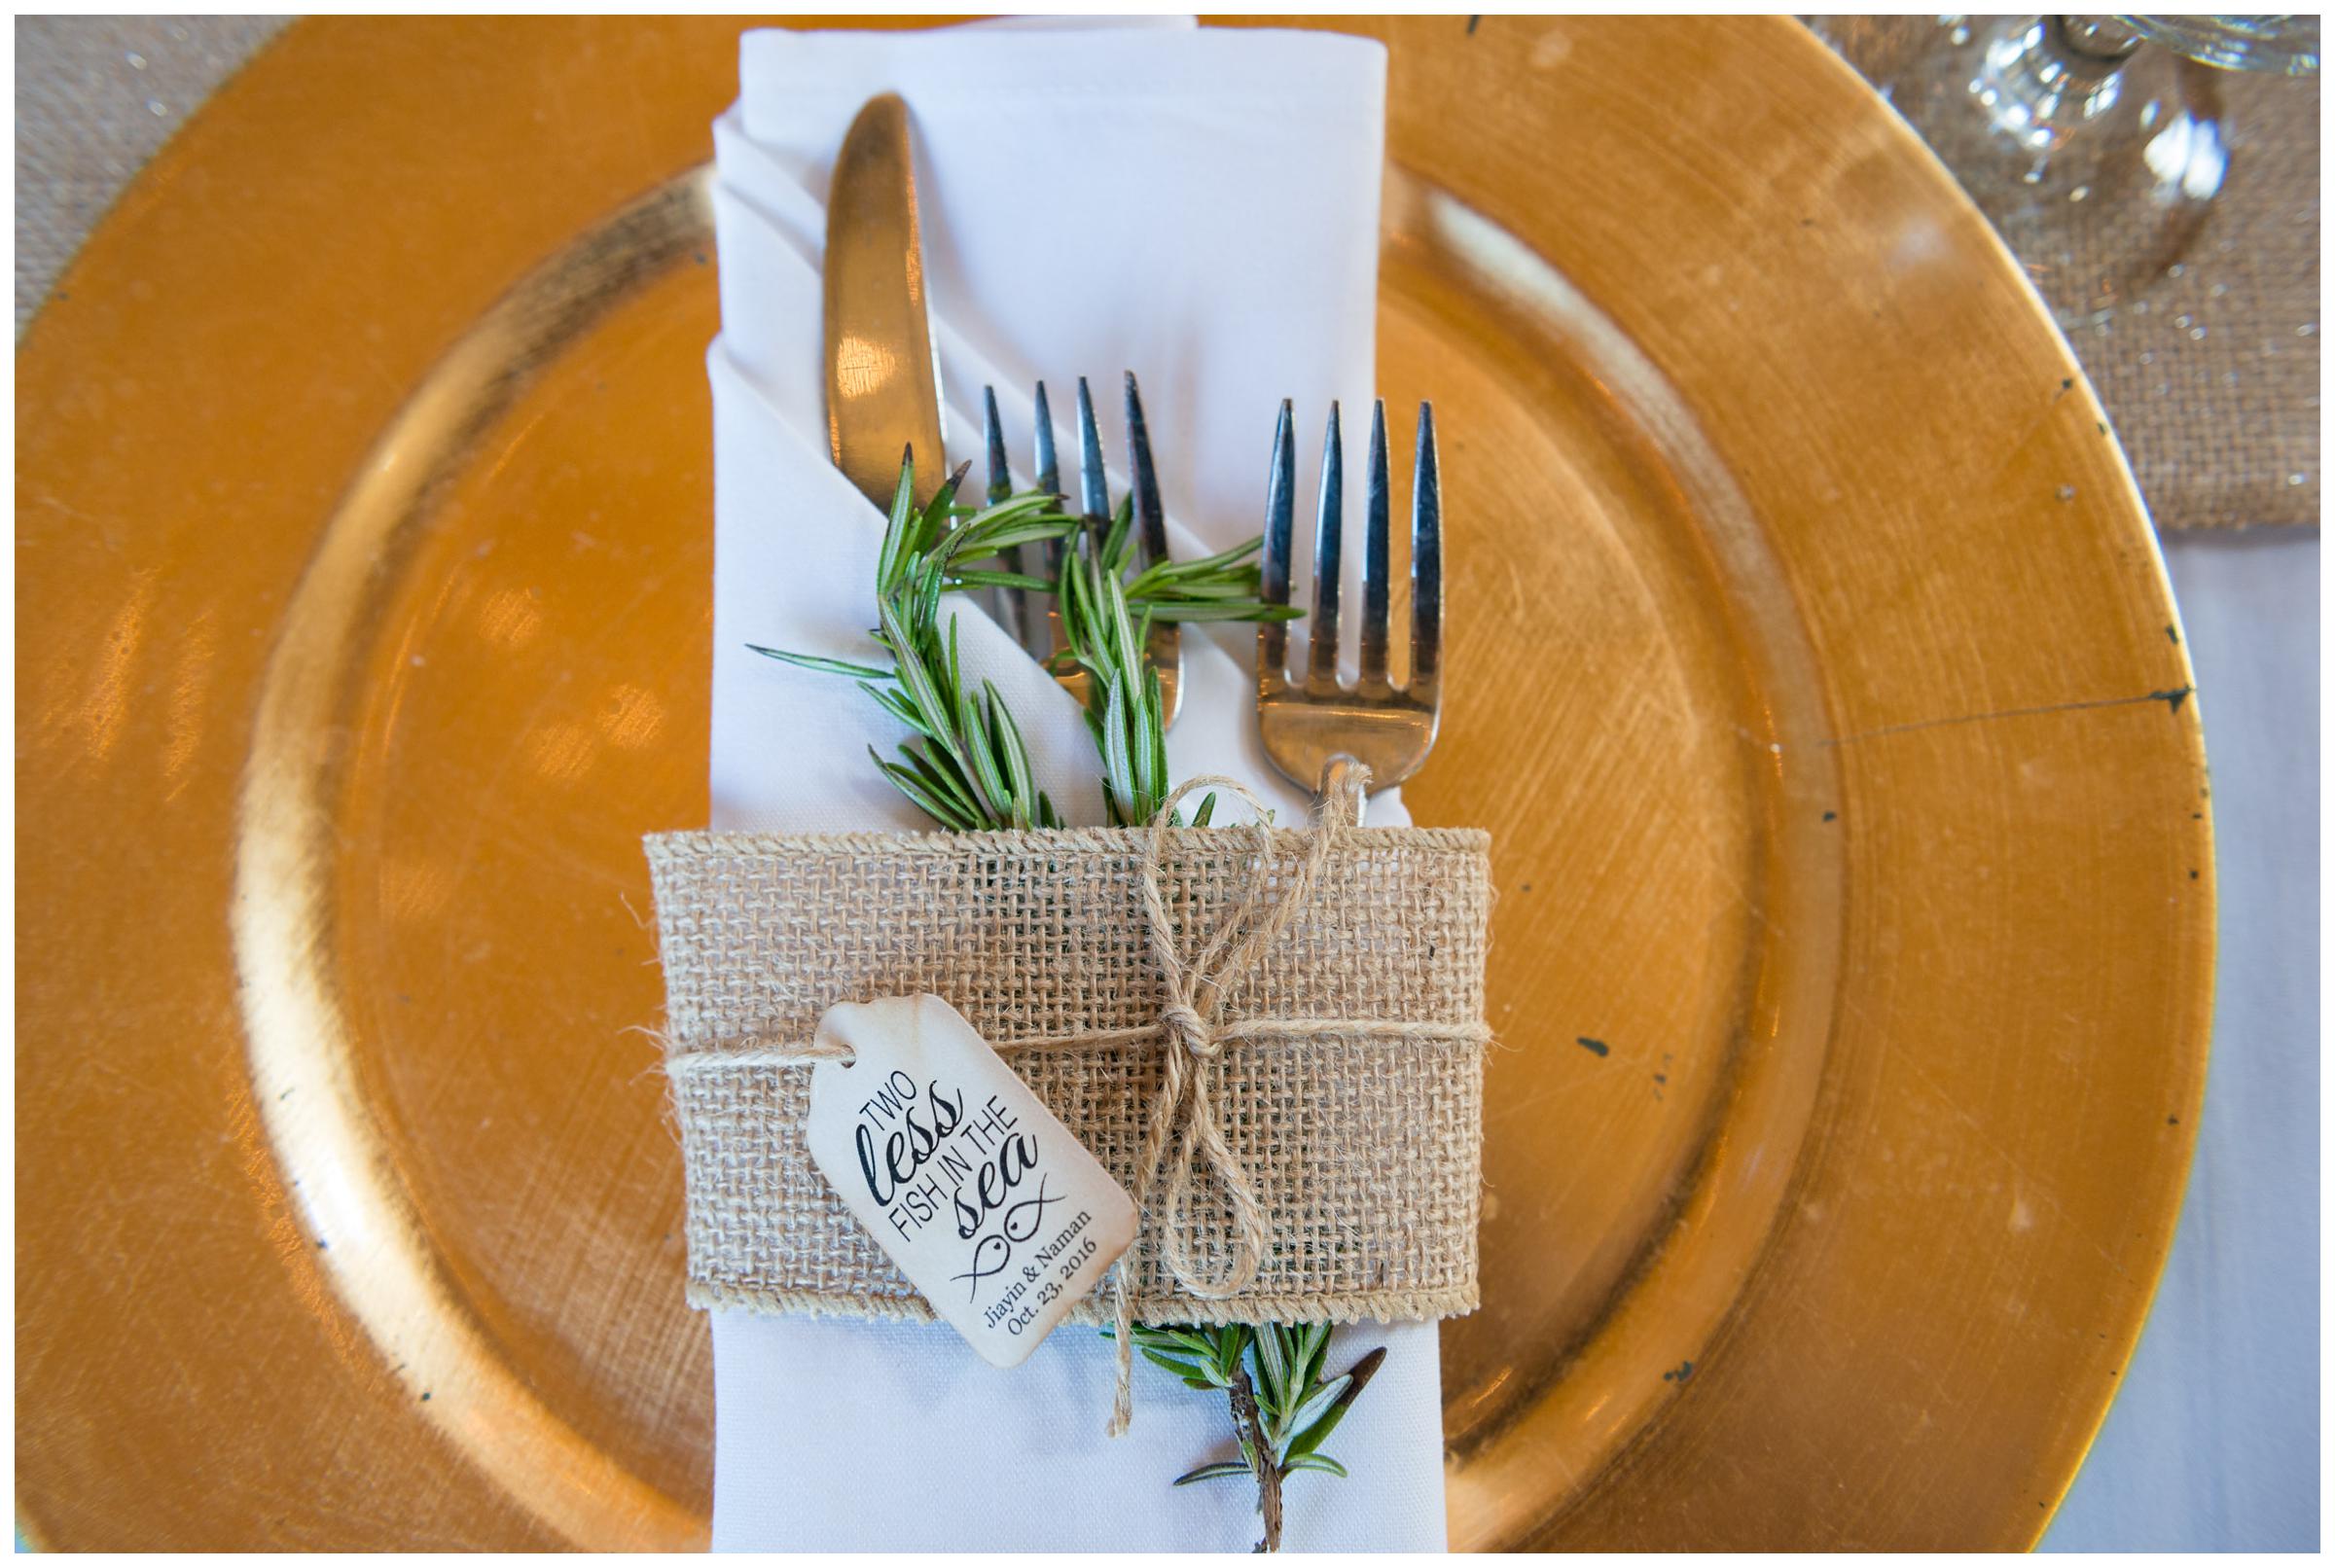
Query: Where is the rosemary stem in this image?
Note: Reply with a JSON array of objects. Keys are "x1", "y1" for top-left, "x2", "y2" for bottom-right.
[{"x1": 1228, "y1": 1367, "x2": 1284, "y2": 1552}]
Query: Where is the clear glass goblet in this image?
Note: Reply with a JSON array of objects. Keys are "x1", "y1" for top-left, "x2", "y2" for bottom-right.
[{"x1": 1821, "y1": 15, "x2": 2319, "y2": 326}]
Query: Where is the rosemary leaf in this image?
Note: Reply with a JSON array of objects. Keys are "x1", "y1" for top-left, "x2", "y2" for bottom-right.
[
  {"x1": 882, "y1": 596, "x2": 959, "y2": 764},
  {"x1": 857, "y1": 681, "x2": 930, "y2": 740},
  {"x1": 1141, "y1": 1346, "x2": 1210, "y2": 1382},
  {"x1": 1254, "y1": 1323, "x2": 1291, "y2": 1408},
  {"x1": 1140, "y1": 600, "x2": 1305, "y2": 624},
  {"x1": 747, "y1": 645, "x2": 895, "y2": 680},
  {"x1": 876, "y1": 454, "x2": 917, "y2": 593},
  {"x1": 1125, "y1": 534, "x2": 1261, "y2": 590},
  {"x1": 959, "y1": 690, "x2": 1014, "y2": 826},
  {"x1": 870, "y1": 748, "x2": 974, "y2": 831},
  {"x1": 944, "y1": 569, "x2": 1057, "y2": 592},
  {"x1": 1100, "y1": 491, "x2": 1135, "y2": 573},
  {"x1": 1101, "y1": 675, "x2": 1136, "y2": 819},
  {"x1": 1174, "y1": 1461, "x2": 1254, "y2": 1487},
  {"x1": 1277, "y1": 1374, "x2": 1349, "y2": 1459},
  {"x1": 899, "y1": 741, "x2": 982, "y2": 826},
  {"x1": 986, "y1": 682, "x2": 1037, "y2": 830}
]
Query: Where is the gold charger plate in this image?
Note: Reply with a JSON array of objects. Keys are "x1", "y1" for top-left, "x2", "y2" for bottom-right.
[{"x1": 17, "y1": 16, "x2": 2212, "y2": 1550}]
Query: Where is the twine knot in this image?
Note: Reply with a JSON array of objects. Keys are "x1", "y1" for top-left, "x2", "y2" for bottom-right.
[
  {"x1": 1106, "y1": 760, "x2": 1370, "y2": 1436},
  {"x1": 1160, "y1": 1002, "x2": 1216, "y2": 1060}
]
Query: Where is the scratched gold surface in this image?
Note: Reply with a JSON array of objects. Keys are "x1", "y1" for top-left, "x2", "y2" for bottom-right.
[{"x1": 16, "y1": 16, "x2": 2211, "y2": 1550}]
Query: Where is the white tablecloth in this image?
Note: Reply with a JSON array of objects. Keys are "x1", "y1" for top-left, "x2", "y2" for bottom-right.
[{"x1": 2038, "y1": 528, "x2": 2320, "y2": 1550}]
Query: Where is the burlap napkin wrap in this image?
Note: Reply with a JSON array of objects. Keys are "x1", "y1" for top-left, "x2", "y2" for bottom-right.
[{"x1": 645, "y1": 776, "x2": 1493, "y2": 1387}]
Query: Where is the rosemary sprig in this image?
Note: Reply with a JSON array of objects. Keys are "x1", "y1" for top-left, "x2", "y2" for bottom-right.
[
  {"x1": 1134, "y1": 1322, "x2": 1387, "y2": 1552},
  {"x1": 751, "y1": 453, "x2": 1078, "y2": 831},
  {"x1": 754, "y1": 447, "x2": 1379, "y2": 1548}
]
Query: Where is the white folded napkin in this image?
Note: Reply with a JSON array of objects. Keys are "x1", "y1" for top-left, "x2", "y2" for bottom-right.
[{"x1": 701, "y1": 18, "x2": 1447, "y2": 1550}]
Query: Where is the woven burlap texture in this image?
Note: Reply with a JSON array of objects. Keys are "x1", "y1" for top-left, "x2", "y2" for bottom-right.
[{"x1": 646, "y1": 823, "x2": 1493, "y2": 1327}]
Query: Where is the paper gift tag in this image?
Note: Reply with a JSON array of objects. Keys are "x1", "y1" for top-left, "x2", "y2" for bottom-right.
[{"x1": 805, "y1": 994, "x2": 1139, "y2": 1368}]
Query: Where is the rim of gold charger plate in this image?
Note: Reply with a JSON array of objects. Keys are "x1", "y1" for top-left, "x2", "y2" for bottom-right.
[{"x1": 15, "y1": 15, "x2": 2212, "y2": 1550}]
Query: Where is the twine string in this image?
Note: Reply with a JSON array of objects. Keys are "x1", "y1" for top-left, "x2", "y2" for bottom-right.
[{"x1": 1106, "y1": 760, "x2": 1368, "y2": 1435}]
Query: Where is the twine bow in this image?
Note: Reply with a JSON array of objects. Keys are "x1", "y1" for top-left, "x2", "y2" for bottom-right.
[{"x1": 1107, "y1": 758, "x2": 1370, "y2": 1436}]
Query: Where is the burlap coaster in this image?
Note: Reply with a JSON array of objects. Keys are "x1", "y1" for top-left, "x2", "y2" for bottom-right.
[
  {"x1": 645, "y1": 813, "x2": 1493, "y2": 1330},
  {"x1": 2079, "y1": 65, "x2": 2319, "y2": 531}
]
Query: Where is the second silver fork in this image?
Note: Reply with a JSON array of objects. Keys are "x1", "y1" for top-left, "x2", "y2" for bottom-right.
[{"x1": 1257, "y1": 398, "x2": 1443, "y2": 797}]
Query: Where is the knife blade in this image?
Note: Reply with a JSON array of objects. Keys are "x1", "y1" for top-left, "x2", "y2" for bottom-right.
[{"x1": 823, "y1": 92, "x2": 947, "y2": 511}]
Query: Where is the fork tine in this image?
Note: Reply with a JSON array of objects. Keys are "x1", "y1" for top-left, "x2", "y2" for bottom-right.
[
  {"x1": 983, "y1": 385, "x2": 1032, "y2": 654},
  {"x1": 1123, "y1": 372, "x2": 1182, "y2": 726},
  {"x1": 1259, "y1": 399, "x2": 1295, "y2": 690},
  {"x1": 1307, "y1": 402, "x2": 1344, "y2": 690},
  {"x1": 1033, "y1": 381, "x2": 1072, "y2": 671},
  {"x1": 1359, "y1": 399, "x2": 1391, "y2": 690},
  {"x1": 1410, "y1": 401, "x2": 1442, "y2": 702},
  {"x1": 1075, "y1": 375, "x2": 1109, "y2": 523},
  {"x1": 982, "y1": 385, "x2": 1011, "y2": 506},
  {"x1": 1123, "y1": 373, "x2": 1170, "y2": 570},
  {"x1": 1033, "y1": 380, "x2": 1060, "y2": 499}
]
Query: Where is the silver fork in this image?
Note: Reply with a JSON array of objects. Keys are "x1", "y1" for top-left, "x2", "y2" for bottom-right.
[
  {"x1": 983, "y1": 374, "x2": 1184, "y2": 728},
  {"x1": 1257, "y1": 398, "x2": 1442, "y2": 798}
]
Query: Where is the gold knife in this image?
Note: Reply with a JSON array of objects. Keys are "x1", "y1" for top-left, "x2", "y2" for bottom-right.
[{"x1": 824, "y1": 92, "x2": 947, "y2": 510}]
